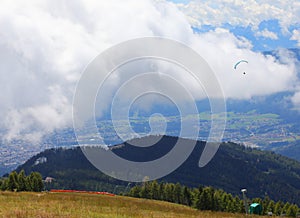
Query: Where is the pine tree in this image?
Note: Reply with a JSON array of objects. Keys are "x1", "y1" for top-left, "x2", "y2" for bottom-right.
[
  {"x1": 286, "y1": 204, "x2": 298, "y2": 217},
  {"x1": 192, "y1": 188, "x2": 201, "y2": 209},
  {"x1": 182, "y1": 186, "x2": 192, "y2": 206},
  {"x1": 128, "y1": 186, "x2": 141, "y2": 198},
  {"x1": 158, "y1": 182, "x2": 165, "y2": 201},
  {"x1": 26, "y1": 172, "x2": 44, "y2": 192},
  {"x1": 164, "y1": 183, "x2": 174, "y2": 202},
  {"x1": 234, "y1": 196, "x2": 244, "y2": 213},
  {"x1": 139, "y1": 185, "x2": 148, "y2": 199},
  {"x1": 212, "y1": 190, "x2": 221, "y2": 211},
  {"x1": 8, "y1": 171, "x2": 19, "y2": 191},
  {"x1": 174, "y1": 183, "x2": 182, "y2": 204},
  {"x1": 197, "y1": 187, "x2": 214, "y2": 210},
  {"x1": 150, "y1": 181, "x2": 160, "y2": 200},
  {"x1": 262, "y1": 196, "x2": 270, "y2": 215},
  {"x1": 282, "y1": 202, "x2": 291, "y2": 215},
  {"x1": 274, "y1": 201, "x2": 282, "y2": 216},
  {"x1": 225, "y1": 193, "x2": 234, "y2": 212},
  {"x1": 1, "y1": 178, "x2": 8, "y2": 191},
  {"x1": 220, "y1": 192, "x2": 229, "y2": 211},
  {"x1": 32, "y1": 172, "x2": 44, "y2": 192},
  {"x1": 267, "y1": 200, "x2": 275, "y2": 213},
  {"x1": 25, "y1": 175, "x2": 32, "y2": 191},
  {"x1": 17, "y1": 170, "x2": 26, "y2": 191}
]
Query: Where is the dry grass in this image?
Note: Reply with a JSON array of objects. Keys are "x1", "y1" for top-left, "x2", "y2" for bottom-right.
[{"x1": 0, "y1": 191, "x2": 273, "y2": 218}]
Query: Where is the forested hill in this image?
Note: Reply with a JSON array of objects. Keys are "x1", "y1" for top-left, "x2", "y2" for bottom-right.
[{"x1": 14, "y1": 135, "x2": 300, "y2": 205}]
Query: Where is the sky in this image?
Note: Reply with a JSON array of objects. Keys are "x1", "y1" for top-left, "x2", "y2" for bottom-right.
[
  {"x1": 173, "y1": 0, "x2": 300, "y2": 50},
  {"x1": 0, "y1": 0, "x2": 299, "y2": 144}
]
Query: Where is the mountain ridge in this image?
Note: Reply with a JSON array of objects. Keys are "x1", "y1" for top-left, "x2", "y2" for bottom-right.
[{"x1": 13, "y1": 135, "x2": 300, "y2": 205}]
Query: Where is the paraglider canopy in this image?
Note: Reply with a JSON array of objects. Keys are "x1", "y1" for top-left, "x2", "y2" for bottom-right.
[
  {"x1": 234, "y1": 60, "x2": 248, "y2": 74},
  {"x1": 234, "y1": 60, "x2": 248, "y2": 69}
]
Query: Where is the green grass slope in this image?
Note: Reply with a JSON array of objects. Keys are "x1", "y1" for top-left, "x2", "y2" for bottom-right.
[{"x1": 0, "y1": 191, "x2": 274, "y2": 218}]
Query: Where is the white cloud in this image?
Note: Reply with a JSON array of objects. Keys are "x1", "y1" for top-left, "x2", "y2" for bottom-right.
[
  {"x1": 3, "y1": 85, "x2": 71, "y2": 143},
  {"x1": 291, "y1": 29, "x2": 300, "y2": 46},
  {"x1": 256, "y1": 29, "x2": 278, "y2": 40},
  {"x1": 0, "y1": 0, "x2": 192, "y2": 143},
  {"x1": 190, "y1": 29, "x2": 297, "y2": 99},
  {"x1": 0, "y1": 0, "x2": 298, "y2": 145},
  {"x1": 176, "y1": 0, "x2": 300, "y2": 34}
]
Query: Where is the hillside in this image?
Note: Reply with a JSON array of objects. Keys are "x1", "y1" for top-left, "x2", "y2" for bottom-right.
[
  {"x1": 0, "y1": 191, "x2": 273, "y2": 218},
  {"x1": 15, "y1": 135, "x2": 300, "y2": 205}
]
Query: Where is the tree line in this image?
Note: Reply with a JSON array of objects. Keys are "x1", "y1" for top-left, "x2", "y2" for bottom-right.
[
  {"x1": 127, "y1": 181, "x2": 300, "y2": 217},
  {"x1": 0, "y1": 170, "x2": 44, "y2": 192}
]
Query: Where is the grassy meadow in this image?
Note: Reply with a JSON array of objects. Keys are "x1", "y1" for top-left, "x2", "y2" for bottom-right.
[{"x1": 0, "y1": 191, "x2": 272, "y2": 218}]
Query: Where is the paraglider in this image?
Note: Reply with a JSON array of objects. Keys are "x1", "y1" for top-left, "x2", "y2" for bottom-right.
[{"x1": 234, "y1": 60, "x2": 248, "y2": 74}]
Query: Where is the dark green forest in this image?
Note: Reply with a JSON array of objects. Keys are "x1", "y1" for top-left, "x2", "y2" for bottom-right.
[
  {"x1": 10, "y1": 135, "x2": 300, "y2": 205},
  {"x1": 127, "y1": 181, "x2": 299, "y2": 217},
  {"x1": 0, "y1": 170, "x2": 43, "y2": 192}
]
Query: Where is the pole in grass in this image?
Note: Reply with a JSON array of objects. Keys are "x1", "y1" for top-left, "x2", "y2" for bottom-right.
[
  {"x1": 241, "y1": 189, "x2": 248, "y2": 214},
  {"x1": 124, "y1": 182, "x2": 131, "y2": 194},
  {"x1": 113, "y1": 185, "x2": 119, "y2": 194}
]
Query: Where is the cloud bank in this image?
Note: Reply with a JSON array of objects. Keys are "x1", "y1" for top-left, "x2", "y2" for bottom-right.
[
  {"x1": 177, "y1": 0, "x2": 300, "y2": 34},
  {"x1": 0, "y1": 0, "x2": 298, "y2": 143}
]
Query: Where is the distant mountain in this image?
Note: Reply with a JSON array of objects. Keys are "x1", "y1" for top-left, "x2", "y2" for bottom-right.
[
  {"x1": 268, "y1": 140, "x2": 300, "y2": 161},
  {"x1": 14, "y1": 135, "x2": 300, "y2": 205}
]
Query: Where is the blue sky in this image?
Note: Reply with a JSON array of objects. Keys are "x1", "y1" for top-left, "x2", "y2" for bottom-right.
[
  {"x1": 222, "y1": 21, "x2": 298, "y2": 51},
  {"x1": 168, "y1": 0, "x2": 300, "y2": 51}
]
